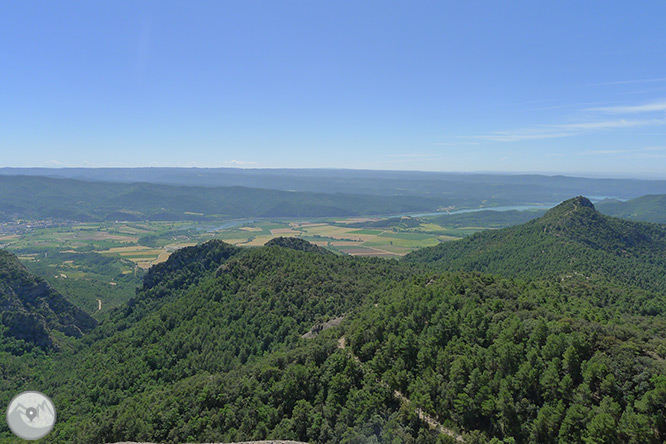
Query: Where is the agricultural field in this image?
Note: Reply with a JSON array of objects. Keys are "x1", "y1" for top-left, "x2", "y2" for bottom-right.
[
  {"x1": 0, "y1": 213, "x2": 527, "y2": 315},
  {"x1": 0, "y1": 215, "x2": 495, "y2": 264}
]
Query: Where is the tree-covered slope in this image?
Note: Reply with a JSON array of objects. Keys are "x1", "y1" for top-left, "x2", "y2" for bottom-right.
[
  {"x1": 345, "y1": 273, "x2": 666, "y2": 444},
  {"x1": 0, "y1": 250, "x2": 98, "y2": 424},
  {"x1": 264, "y1": 236, "x2": 333, "y2": 254},
  {"x1": 3, "y1": 237, "x2": 666, "y2": 443},
  {"x1": 404, "y1": 196, "x2": 666, "y2": 293},
  {"x1": 33, "y1": 240, "x2": 419, "y2": 443},
  {"x1": 0, "y1": 249, "x2": 96, "y2": 351},
  {"x1": 22, "y1": 251, "x2": 143, "y2": 315},
  {"x1": 597, "y1": 194, "x2": 666, "y2": 224}
]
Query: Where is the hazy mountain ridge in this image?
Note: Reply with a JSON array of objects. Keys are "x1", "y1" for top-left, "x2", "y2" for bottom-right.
[
  {"x1": 3, "y1": 168, "x2": 666, "y2": 200},
  {"x1": 0, "y1": 175, "x2": 458, "y2": 222},
  {"x1": 4, "y1": 172, "x2": 666, "y2": 223}
]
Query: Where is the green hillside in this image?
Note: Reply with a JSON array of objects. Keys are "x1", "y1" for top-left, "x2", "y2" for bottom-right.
[
  {"x1": 22, "y1": 251, "x2": 143, "y2": 315},
  {"x1": 0, "y1": 250, "x2": 96, "y2": 351},
  {"x1": 1, "y1": 237, "x2": 665, "y2": 443},
  {"x1": 0, "y1": 250, "x2": 98, "y2": 424},
  {"x1": 405, "y1": 196, "x2": 666, "y2": 294},
  {"x1": 597, "y1": 195, "x2": 666, "y2": 224},
  {"x1": 264, "y1": 236, "x2": 334, "y2": 254},
  {"x1": 29, "y1": 241, "x2": 425, "y2": 443}
]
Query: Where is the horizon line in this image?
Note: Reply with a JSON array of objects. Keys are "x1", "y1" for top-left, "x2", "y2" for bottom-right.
[{"x1": 0, "y1": 165, "x2": 663, "y2": 181}]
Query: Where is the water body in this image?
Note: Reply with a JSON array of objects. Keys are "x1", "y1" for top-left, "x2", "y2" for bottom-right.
[
  {"x1": 208, "y1": 219, "x2": 257, "y2": 231},
  {"x1": 408, "y1": 204, "x2": 556, "y2": 218},
  {"x1": 587, "y1": 195, "x2": 625, "y2": 202},
  {"x1": 200, "y1": 205, "x2": 559, "y2": 230},
  {"x1": 182, "y1": 219, "x2": 257, "y2": 232},
  {"x1": 199, "y1": 197, "x2": 622, "y2": 230},
  {"x1": 407, "y1": 196, "x2": 622, "y2": 218}
]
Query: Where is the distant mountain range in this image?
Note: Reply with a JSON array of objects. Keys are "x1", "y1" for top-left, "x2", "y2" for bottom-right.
[
  {"x1": 3, "y1": 171, "x2": 666, "y2": 223},
  {"x1": 0, "y1": 175, "x2": 455, "y2": 221},
  {"x1": 406, "y1": 196, "x2": 666, "y2": 294},
  {"x1": 2, "y1": 167, "x2": 666, "y2": 200}
]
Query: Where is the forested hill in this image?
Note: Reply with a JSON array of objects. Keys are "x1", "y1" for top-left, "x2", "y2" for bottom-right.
[
  {"x1": 264, "y1": 236, "x2": 333, "y2": 254},
  {"x1": 597, "y1": 194, "x2": 666, "y2": 224},
  {"x1": 0, "y1": 250, "x2": 96, "y2": 351},
  {"x1": 0, "y1": 175, "x2": 457, "y2": 221},
  {"x1": 5, "y1": 238, "x2": 662, "y2": 444},
  {"x1": 404, "y1": 196, "x2": 666, "y2": 293},
  {"x1": 2, "y1": 239, "x2": 666, "y2": 443},
  {"x1": 33, "y1": 240, "x2": 422, "y2": 443}
]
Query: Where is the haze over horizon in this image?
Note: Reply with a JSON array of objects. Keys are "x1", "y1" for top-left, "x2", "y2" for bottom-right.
[
  {"x1": 2, "y1": 1, "x2": 666, "y2": 177},
  {"x1": 2, "y1": 166, "x2": 665, "y2": 182}
]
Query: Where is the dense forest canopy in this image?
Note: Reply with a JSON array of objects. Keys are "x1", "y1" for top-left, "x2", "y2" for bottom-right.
[{"x1": 2, "y1": 196, "x2": 666, "y2": 443}]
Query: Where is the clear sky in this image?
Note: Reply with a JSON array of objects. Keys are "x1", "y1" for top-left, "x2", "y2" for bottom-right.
[{"x1": 2, "y1": 1, "x2": 666, "y2": 177}]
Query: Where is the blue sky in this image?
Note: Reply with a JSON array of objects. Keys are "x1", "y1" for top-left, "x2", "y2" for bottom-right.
[{"x1": 2, "y1": 1, "x2": 666, "y2": 177}]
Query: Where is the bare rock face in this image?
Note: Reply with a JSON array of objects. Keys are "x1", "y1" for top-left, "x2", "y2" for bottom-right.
[{"x1": 302, "y1": 316, "x2": 345, "y2": 339}]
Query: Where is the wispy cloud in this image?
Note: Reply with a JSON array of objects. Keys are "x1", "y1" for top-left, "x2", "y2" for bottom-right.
[
  {"x1": 471, "y1": 99, "x2": 666, "y2": 142},
  {"x1": 387, "y1": 153, "x2": 438, "y2": 158},
  {"x1": 585, "y1": 149, "x2": 630, "y2": 155},
  {"x1": 629, "y1": 152, "x2": 666, "y2": 159},
  {"x1": 474, "y1": 130, "x2": 572, "y2": 142},
  {"x1": 433, "y1": 141, "x2": 480, "y2": 146},
  {"x1": 596, "y1": 78, "x2": 666, "y2": 86},
  {"x1": 585, "y1": 101, "x2": 666, "y2": 114},
  {"x1": 580, "y1": 146, "x2": 666, "y2": 158},
  {"x1": 225, "y1": 160, "x2": 257, "y2": 165},
  {"x1": 473, "y1": 118, "x2": 663, "y2": 142},
  {"x1": 559, "y1": 118, "x2": 666, "y2": 129}
]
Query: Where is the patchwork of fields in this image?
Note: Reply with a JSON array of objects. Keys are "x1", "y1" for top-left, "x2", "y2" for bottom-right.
[
  {"x1": 1, "y1": 213, "x2": 532, "y2": 316},
  {"x1": 1, "y1": 217, "x2": 473, "y2": 266}
]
